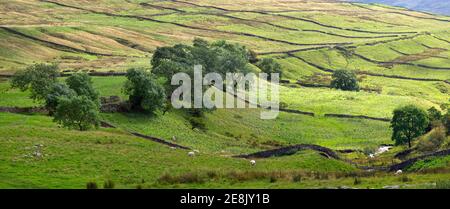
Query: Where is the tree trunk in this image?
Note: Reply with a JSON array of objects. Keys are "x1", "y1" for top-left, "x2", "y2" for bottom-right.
[{"x1": 408, "y1": 139, "x2": 411, "y2": 148}]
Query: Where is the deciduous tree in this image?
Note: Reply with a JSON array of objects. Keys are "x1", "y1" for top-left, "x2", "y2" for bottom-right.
[{"x1": 391, "y1": 105, "x2": 429, "y2": 148}]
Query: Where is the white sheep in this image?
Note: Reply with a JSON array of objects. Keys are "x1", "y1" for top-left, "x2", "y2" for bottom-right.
[
  {"x1": 250, "y1": 160, "x2": 256, "y2": 166},
  {"x1": 194, "y1": 149, "x2": 200, "y2": 153},
  {"x1": 395, "y1": 170, "x2": 403, "y2": 175},
  {"x1": 188, "y1": 151, "x2": 195, "y2": 157}
]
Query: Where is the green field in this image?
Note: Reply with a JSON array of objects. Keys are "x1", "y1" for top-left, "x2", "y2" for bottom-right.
[{"x1": 0, "y1": 0, "x2": 449, "y2": 189}]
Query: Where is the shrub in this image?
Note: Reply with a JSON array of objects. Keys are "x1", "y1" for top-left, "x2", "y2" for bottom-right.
[
  {"x1": 433, "y1": 82, "x2": 449, "y2": 94},
  {"x1": 330, "y1": 70, "x2": 359, "y2": 91},
  {"x1": 189, "y1": 117, "x2": 206, "y2": 130},
  {"x1": 162, "y1": 100, "x2": 173, "y2": 115},
  {"x1": 86, "y1": 181, "x2": 98, "y2": 189},
  {"x1": 417, "y1": 126, "x2": 446, "y2": 152},
  {"x1": 103, "y1": 180, "x2": 115, "y2": 189},
  {"x1": 417, "y1": 140, "x2": 436, "y2": 152},
  {"x1": 428, "y1": 107, "x2": 442, "y2": 121}
]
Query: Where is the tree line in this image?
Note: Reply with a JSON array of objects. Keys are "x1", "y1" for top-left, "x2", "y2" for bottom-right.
[{"x1": 8, "y1": 39, "x2": 449, "y2": 149}]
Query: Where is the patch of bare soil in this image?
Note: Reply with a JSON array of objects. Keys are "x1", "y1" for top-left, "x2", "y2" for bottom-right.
[
  {"x1": 391, "y1": 48, "x2": 447, "y2": 63},
  {"x1": 58, "y1": 56, "x2": 131, "y2": 72}
]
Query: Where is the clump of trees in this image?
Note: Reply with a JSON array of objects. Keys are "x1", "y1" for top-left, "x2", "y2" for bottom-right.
[
  {"x1": 425, "y1": 106, "x2": 450, "y2": 135},
  {"x1": 150, "y1": 38, "x2": 255, "y2": 118},
  {"x1": 11, "y1": 63, "x2": 100, "y2": 131},
  {"x1": 123, "y1": 68, "x2": 166, "y2": 113},
  {"x1": 10, "y1": 39, "x2": 279, "y2": 131},
  {"x1": 330, "y1": 70, "x2": 359, "y2": 91},
  {"x1": 151, "y1": 38, "x2": 252, "y2": 88},
  {"x1": 391, "y1": 104, "x2": 450, "y2": 150}
]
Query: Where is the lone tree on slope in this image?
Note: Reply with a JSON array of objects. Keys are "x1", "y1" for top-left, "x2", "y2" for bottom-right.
[
  {"x1": 330, "y1": 69, "x2": 359, "y2": 91},
  {"x1": 391, "y1": 105, "x2": 429, "y2": 148}
]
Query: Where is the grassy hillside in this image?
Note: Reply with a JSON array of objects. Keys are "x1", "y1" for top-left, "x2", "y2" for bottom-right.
[
  {"x1": 2, "y1": 112, "x2": 449, "y2": 189},
  {"x1": 0, "y1": 0, "x2": 449, "y2": 188}
]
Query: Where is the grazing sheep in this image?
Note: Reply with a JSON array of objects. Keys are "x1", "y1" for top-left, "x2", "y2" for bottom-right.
[
  {"x1": 194, "y1": 149, "x2": 200, "y2": 153},
  {"x1": 395, "y1": 170, "x2": 403, "y2": 175},
  {"x1": 250, "y1": 160, "x2": 256, "y2": 166},
  {"x1": 188, "y1": 151, "x2": 195, "y2": 157},
  {"x1": 172, "y1": 136, "x2": 177, "y2": 141}
]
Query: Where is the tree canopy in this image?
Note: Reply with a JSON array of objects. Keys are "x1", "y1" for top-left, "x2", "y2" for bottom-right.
[
  {"x1": 256, "y1": 58, "x2": 282, "y2": 80},
  {"x1": 65, "y1": 73, "x2": 99, "y2": 104},
  {"x1": 10, "y1": 63, "x2": 59, "y2": 101},
  {"x1": 53, "y1": 95, "x2": 100, "y2": 131},
  {"x1": 330, "y1": 70, "x2": 359, "y2": 91},
  {"x1": 151, "y1": 38, "x2": 251, "y2": 84},
  {"x1": 123, "y1": 68, "x2": 166, "y2": 113},
  {"x1": 45, "y1": 83, "x2": 76, "y2": 115},
  {"x1": 150, "y1": 38, "x2": 254, "y2": 115},
  {"x1": 391, "y1": 105, "x2": 429, "y2": 147},
  {"x1": 10, "y1": 63, "x2": 101, "y2": 131}
]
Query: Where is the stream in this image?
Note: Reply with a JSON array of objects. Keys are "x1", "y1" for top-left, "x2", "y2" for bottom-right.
[{"x1": 369, "y1": 145, "x2": 393, "y2": 158}]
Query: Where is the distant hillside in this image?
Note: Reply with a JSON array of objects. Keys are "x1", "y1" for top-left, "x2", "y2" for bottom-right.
[{"x1": 351, "y1": 0, "x2": 450, "y2": 15}]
